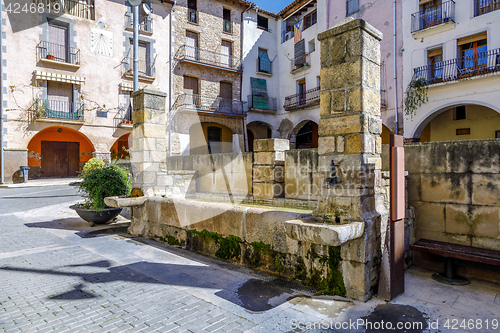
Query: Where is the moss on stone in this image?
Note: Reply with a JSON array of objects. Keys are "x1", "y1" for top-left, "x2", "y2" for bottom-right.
[
  {"x1": 153, "y1": 234, "x2": 181, "y2": 246},
  {"x1": 190, "y1": 229, "x2": 242, "y2": 261}
]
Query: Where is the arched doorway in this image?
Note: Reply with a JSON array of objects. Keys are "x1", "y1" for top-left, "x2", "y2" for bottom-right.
[
  {"x1": 27, "y1": 127, "x2": 95, "y2": 178},
  {"x1": 110, "y1": 133, "x2": 131, "y2": 160},
  {"x1": 246, "y1": 121, "x2": 272, "y2": 152},
  {"x1": 295, "y1": 121, "x2": 318, "y2": 149},
  {"x1": 189, "y1": 122, "x2": 233, "y2": 155},
  {"x1": 417, "y1": 104, "x2": 500, "y2": 142}
]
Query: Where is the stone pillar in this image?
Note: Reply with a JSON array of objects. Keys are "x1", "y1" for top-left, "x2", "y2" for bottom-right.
[
  {"x1": 252, "y1": 139, "x2": 289, "y2": 200},
  {"x1": 130, "y1": 88, "x2": 168, "y2": 196},
  {"x1": 316, "y1": 19, "x2": 387, "y2": 301}
]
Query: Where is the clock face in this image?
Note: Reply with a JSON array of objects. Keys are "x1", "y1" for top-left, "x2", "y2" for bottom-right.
[{"x1": 90, "y1": 27, "x2": 113, "y2": 57}]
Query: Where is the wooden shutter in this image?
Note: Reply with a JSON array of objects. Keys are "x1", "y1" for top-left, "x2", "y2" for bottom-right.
[
  {"x1": 294, "y1": 39, "x2": 306, "y2": 65},
  {"x1": 183, "y1": 76, "x2": 199, "y2": 95},
  {"x1": 49, "y1": 22, "x2": 68, "y2": 61},
  {"x1": 186, "y1": 31, "x2": 198, "y2": 59},
  {"x1": 221, "y1": 40, "x2": 232, "y2": 66},
  {"x1": 250, "y1": 77, "x2": 269, "y2": 110},
  {"x1": 47, "y1": 81, "x2": 73, "y2": 113}
]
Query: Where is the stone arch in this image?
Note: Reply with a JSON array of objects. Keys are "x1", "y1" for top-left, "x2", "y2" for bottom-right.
[
  {"x1": 291, "y1": 120, "x2": 318, "y2": 149},
  {"x1": 110, "y1": 133, "x2": 131, "y2": 160},
  {"x1": 27, "y1": 126, "x2": 95, "y2": 178},
  {"x1": 411, "y1": 100, "x2": 500, "y2": 139},
  {"x1": 189, "y1": 122, "x2": 233, "y2": 155}
]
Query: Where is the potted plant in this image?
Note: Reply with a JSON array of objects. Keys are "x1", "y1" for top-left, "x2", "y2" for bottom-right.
[
  {"x1": 71, "y1": 158, "x2": 132, "y2": 226},
  {"x1": 47, "y1": 54, "x2": 54, "y2": 60}
]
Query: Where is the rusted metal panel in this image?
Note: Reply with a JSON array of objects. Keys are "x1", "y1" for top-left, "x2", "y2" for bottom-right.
[{"x1": 391, "y1": 146, "x2": 405, "y2": 221}]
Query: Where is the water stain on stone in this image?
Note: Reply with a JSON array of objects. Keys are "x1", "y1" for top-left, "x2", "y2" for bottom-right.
[
  {"x1": 362, "y1": 304, "x2": 427, "y2": 333},
  {"x1": 235, "y1": 278, "x2": 293, "y2": 312}
]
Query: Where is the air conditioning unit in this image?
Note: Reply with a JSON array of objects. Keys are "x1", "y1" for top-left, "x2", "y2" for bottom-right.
[{"x1": 285, "y1": 31, "x2": 293, "y2": 41}]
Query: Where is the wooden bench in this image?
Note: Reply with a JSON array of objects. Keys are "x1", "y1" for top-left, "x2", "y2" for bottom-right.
[{"x1": 410, "y1": 239, "x2": 500, "y2": 285}]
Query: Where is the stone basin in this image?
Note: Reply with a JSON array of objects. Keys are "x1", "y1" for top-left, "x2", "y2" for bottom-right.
[
  {"x1": 104, "y1": 196, "x2": 147, "y2": 208},
  {"x1": 285, "y1": 219, "x2": 364, "y2": 246}
]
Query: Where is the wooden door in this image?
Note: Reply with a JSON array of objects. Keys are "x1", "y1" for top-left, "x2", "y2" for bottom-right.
[
  {"x1": 183, "y1": 76, "x2": 199, "y2": 107},
  {"x1": 219, "y1": 82, "x2": 232, "y2": 112},
  {"x1": 186, "y1": 31, "x2": 198, "y2": 60},
  {"x1": 221, "y1": 40, "x2": 232, "y2": 67},
  {"x1": 41, "y1": 141, "x2": 80, "y2": 177}
]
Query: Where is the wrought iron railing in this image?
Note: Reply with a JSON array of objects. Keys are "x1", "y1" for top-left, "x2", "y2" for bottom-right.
[
  {"x1": 223, "y1": 19, "x2": 232, "y2": 33},
  {"x1": 290, "y1": 53, "x2": 310, "y2": 72},
  {"x1": 174, "y1": 45, "x2": 242, "y2": 71},
  {"x1": 123, "y1": 59, "x2": 155, "y2": 77},
  {"x1": 247, "y1": 95, "x2": 277, "y2": 112},
  {"x1": 61, "y1": 0, "x2": 95, "y2": 20},
  {"x1": 30, "y1": 99, "x2": 84, "y2": 121},
  {"x1": 125, "y1": 12, "x2": 153, "y2": 33},
  {"x1": 257, "y1": 57, "x2": 272, "y2": 74},
  {"x1": 284, "y1": 87, "x2": 320, "y2": 111},
  {"x1": 37, "y1": 41, "x2": 80, "y2": 65},
  {"x1": 173, "y1": 93, "x2": 244, "y2": 115},
  {"x1": 475, "y1": 0, "x2": 500, "y2": 16},
  {"x1": 411, "y1": 0, "x2": 455, "y2": 33},
  {"x1": 114, "y1": 105, "x2": 133, "y2": 127},
  {"x1": 188, "y1": 9, "x2": 198, "y2": 23},
  {"x1": 412, "y1": 48, "x2": 500, "y2": 85}
]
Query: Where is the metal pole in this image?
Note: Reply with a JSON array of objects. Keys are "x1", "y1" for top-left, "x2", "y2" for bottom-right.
[
  {"x1": 0, "y1": 9, "x2": 4, "y2": 184},
  {"x1": 133, "y1": 4, "x2": 139, "y2": 92},
  {"x1": 393, "y1": 0, "x2": 399, "y2": 135}
]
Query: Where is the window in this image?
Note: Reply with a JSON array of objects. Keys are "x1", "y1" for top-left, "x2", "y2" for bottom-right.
[
  {"x1": 297, "y1": 79, "x2": 306, "y2": 105},
  {"x1": 456, "y1": 128, "x2": 471, "y2": 135},
  {"x1": 48, "y1": 21, "x2": 69, "y2": 63},
  {"x1": 257, "y1": 48, "x2": 271, "y2": 73},
  {"x1": 185, "y1": 31, "x2": 199, "y2": 60},
  {"x1": 347, "y1": 0, "x2": 360, "y2": 15},
  {"x1": 47, "y1": 81, "x2": 74, "y2": 114},
  {"x1": 183, "y1": 75, "x2": 199, "y2": 107},
  {"x1": 427, "y1": 47, "x2": 443, "y2": 82},
  {"x1": 475, "y1": 0, "x2": 500, "y2": 16},
  {"x1": 221, "y1": 40, "x2": 232, "y2": 67},
  {"x1": 420, "y1": 0, "x2": 443, "y2": 29},
  {"x1": 458, "y1": 32, "x2": 487, "y2": 72},
  {"x1": 308, "y1": 39, "x2": 315, "y2": 53},
  {"x1": 223, "y1": 8, "x2": 232, "y2": 33},
  {"x1": 188, "y1": 0, "x2": 198, "y2": 23},
  {"x1": 129, "y1": 40, "x2": 151, "y2": 76},
  {"x1": 303, "y1": 10, "x2": 317, "y2": 30},
  {"x1": 62, "y1": 0, "x2": 95, "y2": 20},
  {"x1": 219, "y1": 81, "x2": 233, "y2": 112},
  {"x1": 207, "y1": 127, "x2": 222, "y2": 154},
  {"x1": 454, "y1": 106, "x2": 466, "y2": 120},
  {"x1": 496, "y1": 130, "x2": 500, "y2": 138},
  {"x1": 317, "y1": 76, "x2": 320, "y2": 88},
  {"x1": 257, "y1": 15, "x2": 269, "y2": 31}
]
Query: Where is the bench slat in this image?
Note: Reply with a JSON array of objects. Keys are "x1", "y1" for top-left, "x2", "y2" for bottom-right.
[{"x1": 410, "y1": 239, "x2": 500, "y2": 266}]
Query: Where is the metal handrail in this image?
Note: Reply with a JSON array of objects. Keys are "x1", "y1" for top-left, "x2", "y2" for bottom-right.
[
  {"x1": 114, "y1": 105, "x2": 133, "y2": 127},
  {"x1": 290, "y1": 53, "x2": 310, "y2": 72},
  {"x1": 412, "y1": 48, "x2": 500, "y2": 85},
  {"x1": 284, "y1": 86, "x2": 320, "y2": 111},
  {"x1": 61, "y1": 0, "x2": 95, "y2": 20},
  {"x1": 411, "y1": 0, "x2": 455, "y2": 33},
  {"x1": 30, "y1": 99, "x2": 84, "y2": 121},
  {"x1": 125, "y1": 11, "x2": 153, "y2": 33},
  {"x1": 223, "y1": 19, "x2": 232, "y2": 33},
  {"x1": 188, "y1": 9, "x2": 198, "y2": 23},
  {"x1": 173, "y1": 93, "x2": 244, "y2": 115},
  {"x1": 247, "y1": 95, "x2": 277, "y2": 112},
  {"x1": 37, "y1": 41, "x2": 80, "y2": 65},
  {"x1": 174, "y1": 45, "x2": 242, "y2": 71},
  {"x1": 474, "y1": 0, "x2": 500, "y2": 16}
]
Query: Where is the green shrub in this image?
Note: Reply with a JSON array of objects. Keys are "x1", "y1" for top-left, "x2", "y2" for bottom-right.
[
  {"x1": 79, "y1": 165, "x2": 132, "y2": 211},
  {"x1": 83, "y1": 158, "x2": 105, "y2": 174}
]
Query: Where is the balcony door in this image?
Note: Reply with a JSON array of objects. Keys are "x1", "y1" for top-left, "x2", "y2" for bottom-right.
[
  {"x1": 458, "y1": 33, "x2": 487, "y2": 75},
  {"x1": 297, "y1": 79, "x2": 306, "y2": 106},
  {"x1": 47, "y1": 81, "x2": 74, "y2": 117},
  {"x1": 219, "y1": 82, "x2": 233, "y2": 112},
  {"x1": 49, "y1": 21, "x2": 68, "y2": 62},
  {"x1": 428, "y1": 48, "x2": 443, "y2": 83},
  {"x1": 183, "y1": 76, "x2": 199, "y2": 108},
  {"x1": 221, "y1": 40, "x2": 232, "y2": 67},
  {"x1": 186, "y1": 31, "x2": 198, "y2": 60}
]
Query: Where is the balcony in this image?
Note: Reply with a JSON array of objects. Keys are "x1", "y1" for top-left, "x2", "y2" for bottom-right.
[
  {"x1": 223, "y1": 19, "x2": 232, "y2": 34},
  {"x1": 188, "y1": 9, "x2": 198, "y2": 23},
  {"x1": 30, "y1": 99, "x2": 84, "y2": 123},
  {"x1": 412, "y1": 48, "x2": 500, "y2": 85},
  {"x1": 290, "y1": 53, "x2": 311, "y2": 74},
  {"x1": 247, "y1": 95, "x2": 277, "y2": 113},
  {"x1": 174, "y1": 93, "x2": 244, "y2": 116},
  {"x1": 284, "y1": 87, "x2": 320, "y2": 111},
  {"x1": 411, "y1": 0, "x2": 455, "y2": 33},
  {"x1": 174, "y1": 45, "x2": 242, "y2": 73},
  {"x1": 123, "y1": 59, "x2": 155, "y2": 83},
  {"x1": 61, "y1": 0, "x2": 95, "y2": 20},
  {"x1": 125, "y1": 12, "x2": 153, "y2": 34},
  {"x1": 475, "y1": 0, "x2": 500, "y2": 16},
  {"x1": 37, "y1": 41, "x2": 80, "y2": 69},
  {"x1": 114, "y1": 105, "x2": 133, "y2": 128}
]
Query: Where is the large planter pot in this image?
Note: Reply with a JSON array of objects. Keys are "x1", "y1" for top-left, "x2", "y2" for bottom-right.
[{"x1": 70, "y1": 204, "x2": 122, "y2": 226}]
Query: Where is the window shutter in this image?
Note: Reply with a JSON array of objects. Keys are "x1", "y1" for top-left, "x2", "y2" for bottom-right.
[
  {"x1": 294, "y1": 39, "x2": 306, "y2": 66},
  {"x1": 258, "y1": 50, "x2": 271, "y2": 73},
  {"x1": 250, "y1": 77, "x2": 269, "y2": 110},
  {"x1": 457, "y1": 32, "x2": 487, "y2": 46}
]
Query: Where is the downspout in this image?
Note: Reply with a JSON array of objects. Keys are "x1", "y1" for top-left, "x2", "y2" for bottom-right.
[
  {"x1": 0, "y1": 11, "x2": 4, "y2": 184},
  {"x1": 240, "y1": 4, "x2": 253, "y2": 151},
  {"x1": 169, "y1": 1, "x2": 175, "y2": 154},
  {"x1": 393, "y1": 0, "x2": 399, "y2": 134}
]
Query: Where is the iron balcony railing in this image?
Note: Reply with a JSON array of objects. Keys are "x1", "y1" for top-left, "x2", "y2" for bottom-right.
[
  {"x1": 175, "y1": 45, "x2": 242, "y2": 71},
  {"x1": 114, "y1": 105, "x2": 133, "y2": 127},
  {"x1": 31, "y1": 99, "x2": 84, "y2": 121},
  {"x1": 284, "y1": 87, "x2": 320, "y2": 111},
  {"x1": 223, "y1": 19, "x2": 232, "y2": 33},
  {"x1": 125, "y1": 11, "x2": 153, "y2": 33},
  {"x1": 474, "y1": 0, "x2": 500, "y2": 16},
  {"x1": 188, "y1": 9, "x2": 198, "y2": 23},
  {"x1": 411, "y1": 0, "x2": 455, "y2": 33},
  {"x1": 61, "y1": 0, "x2": 95, "y2": 20},
  {"x1": 247, "y1": 95, "x2": 277, "y2": 112},
  {"x1": 257, "y1": 57, "x2": 272, "y2": 74},
  {"x1": 290, "y1": 53, "x2": 311, "y2": 73},
  {"x1": 174, "y1": 93, "x2": 244, "y2": 115},
  {"x1": 37, "y1": 41, "x2": 80, "y2": 65},
  {"x1": 412, "y1": 48, "x2": 500, "y2": 85},
  {"x1": 123, "y1": 59, "x2": 155, "y2": 77}
]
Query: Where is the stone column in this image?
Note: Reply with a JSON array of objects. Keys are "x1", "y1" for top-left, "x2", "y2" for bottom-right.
[
  {"x1": 316, "y1": 19, "x2": 387, "y2": 301},
  {"x1": 130, "y1": 88, "x2": 168, "y2": 196},
  {"x1": 252, "y1": 139, "x2": 289, "y2": 200}
]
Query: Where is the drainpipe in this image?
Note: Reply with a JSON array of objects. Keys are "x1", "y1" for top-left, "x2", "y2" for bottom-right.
[
  {"x1": 241, "y1": 4, "x2": 253, "y2": 151},
  {"x1": 0, "y1": 12, "x2": 4, "y2": 184},
  {"x1": 169, "y1": 1, "x2": 175, "y2": 154},
  {"x1": 393, "y1": 0, "x2": 399, "y2": 135}
]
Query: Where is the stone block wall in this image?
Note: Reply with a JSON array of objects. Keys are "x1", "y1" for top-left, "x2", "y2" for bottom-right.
[
  {"x1": 284, "y1": 149, "x2": 322, "y2": 201},
  {"x1": 405, "y1": 139, "x2": 500, "y2": 282},
  {"x1": 252, "y1": 139, "x2": 289, "y2": 200}
]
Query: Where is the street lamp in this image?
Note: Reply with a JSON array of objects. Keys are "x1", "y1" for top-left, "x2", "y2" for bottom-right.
[{"x1": 128, "y1": 0, "x2": 142, "y2": 92}]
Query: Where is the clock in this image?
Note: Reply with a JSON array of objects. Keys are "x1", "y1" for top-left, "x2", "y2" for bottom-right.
[{"x1": 90, "y1": 27, "x2": 113, "y2": 57}]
